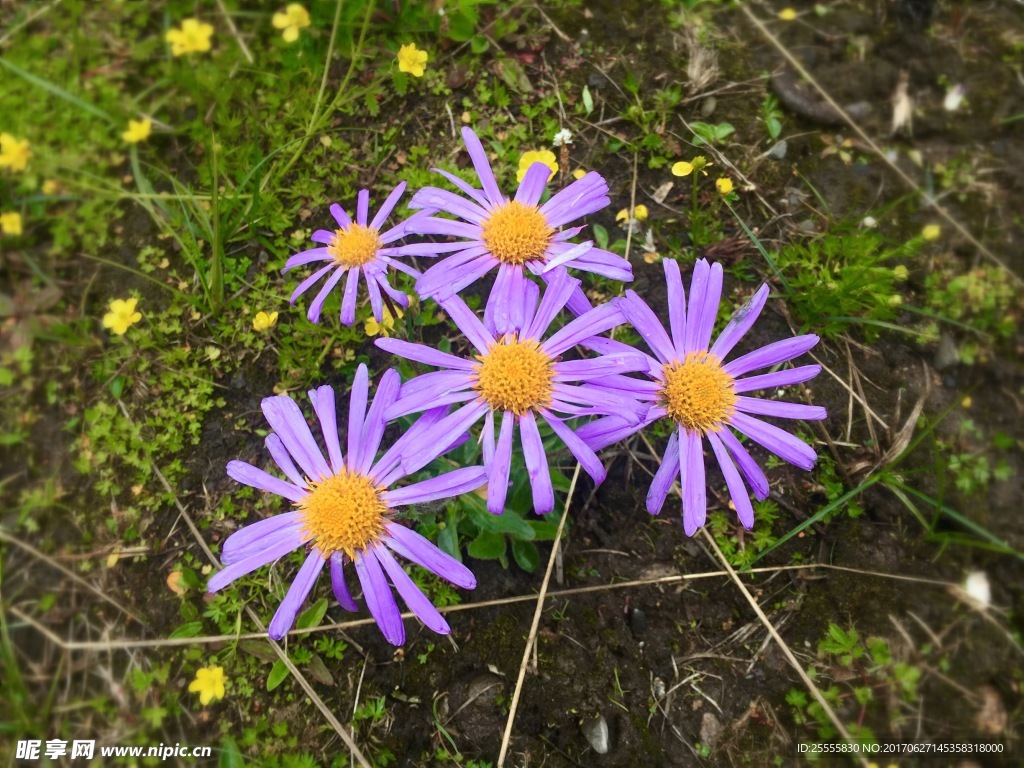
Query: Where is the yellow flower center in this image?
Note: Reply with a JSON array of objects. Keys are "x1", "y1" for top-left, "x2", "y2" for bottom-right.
[
  {"x1": 298, "y1": 470, "x2": 387, "y2": 558},
  {"x1": 481, "y1": 202, "x2": 554, "y2": 266},
  {"x1": 660, "y1": 352, "x2": 736, "y2": 434},
  {"x1": 328, "y1": 224, "x2": 381, "y2": 267},
  {"x1": 474, "y1": 337, "x2": 554, "y2": 415}
]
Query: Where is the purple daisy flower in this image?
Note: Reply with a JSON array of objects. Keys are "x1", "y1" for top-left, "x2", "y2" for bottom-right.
[
  {"x1": 404, "y1": 127, "x2": 632, "y2": 334},
  {"x1": 208, "y1": 364, "x2": 483, "y2": 645},
  {"x1": 576, "y1": 259, "x2": 827, "y2": 536},
  {"x1": 375, "y1": 269, "x2": 650, "y2": 515},
  {"x1": 282, "y1": 183, "x2": 426, "y2": 326}
]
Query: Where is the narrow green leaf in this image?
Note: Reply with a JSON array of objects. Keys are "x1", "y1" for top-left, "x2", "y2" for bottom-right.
[{"x1": 266, "y1": 660, "x2": 289, "y2": 691}]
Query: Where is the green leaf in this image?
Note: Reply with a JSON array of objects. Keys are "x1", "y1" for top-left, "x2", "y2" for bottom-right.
[
  {"x1": 511, "y1": 540, "x2": 539, "y2": 573},
  {"x1": 239, "y1": 640, "x2": 279, "y2": 663},
  {"x1": 591, "y1": 223, "x2": 609, "y2": 250},
  {"x1": 528, "y1": 519, "x2": 562, "y2": 541},
  {"x1": 447, "y1": 9, "x2": 478, "y2": 42},
  {"x1": 437, "y1": 523, "x2": 461, "y2": 560},
  {"x1": 219, "y1": 736, "x2": 246, "y2": 768},
  {"x1": 496, "y1": 57, "x2": 533, "y2": 94},
  {"x1": 109, "y1": 375, "x2": 126, "y2": 399},
  {"x1": 582, "y1": 85, "x2": 594, "y2": 115},
  {"x1": 296, "y1": 598, "x2": 328, "y2": 631},
  {"x1": 266, "y1": 659, "x2": 289, "y2": 692},
  {"x1": 470, "y1": 35, "x2": 490, "y2": 54},
  {"x1": 464, "y1": 498, "x2": 534, "y2": 540},
  {"x1": 306, "y1": 654, "x2": 334, "y2": 686},
  {"x1": 168, "y1": 621, "x2": 204, "y2": 639},
  {"x1": 468, "y1": 531, "x2": 506, "y2": 560}
]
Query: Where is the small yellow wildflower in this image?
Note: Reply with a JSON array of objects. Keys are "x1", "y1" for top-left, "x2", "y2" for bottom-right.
[
  {"x1": 671, "y1": 156, "x2": 711, "y2": 177},
  {"x1": 272, "y1": 4, "x2": 311, "y2": 43},
  {"x1": 166, "y1": 18, "x2": 214, "y2": 56},
  {"x1": 397, "y1": 43, "x2": 428, "y2": 77},
  {"x1": 922, "y1": 224, "x2": 941, "y2": 241},
  {"x1": 778, "y1": 8, "x2": 798, "y2": 21},
  {"x1": 516, "y1": 149, "x2": 559, "y2": 182},
  {"x1": 633, "y1": 204, "x2": 649, "y2": 221},
  {"x1": 188, "y1": 665, "x2": 226, "y2": 706},
  {"x1": 716, "y1": 177, "x2": 734, "y2": 195},
  {"x1": 364, "y1": 305, "x2": 404, "y2": 338},
  {"x1": 892, "y1": 265, "x2": 909, "y2": 281},
  {"x1": 0, "y1": 133, "x2": 31, "y2": 172},
  {"x1": 615, "y1": 208, "x2": 630, "y2": 223},
  {"x1": 961, "y1": 395, "x2": 972, "y2": 409},
  {"x1": 253, "y1": 310, "x2": 278, "y2": 332},
  {"x1": 42, "y1": 180, "x2": 60, "y2": 195},
  {"x1": 122, "y1": 118, "x2": 152, "y2": 144},
  {"x1": 887, "y1": 294, "x2": 903, "y2": 307},
  {"x1": 1, "y1": 211, "x2": 22, "y2": 236},
  {"x1": 102, "y1": 298, "x2": 142, "y2": 336},
  {"x1": 571, "y1": 168, "x2": 587, "y2": 180}
]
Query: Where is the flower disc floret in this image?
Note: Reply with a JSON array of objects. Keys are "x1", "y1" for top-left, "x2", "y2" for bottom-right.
[
  {"x1": 474, "y1": 337, "x2": 554, "y2": 415},
  {"x1": 661, "y1": 353, "x2": 735, "y2": 433},
  {"x1": 480, "y1": 202, "x2": 554, "y2": 266},
  {"x1": 299, "y1": 470, "x2": 386, "y2": 558},
  {"x1": 329, "y1": 224, "x2": 381, "y2": 267}
]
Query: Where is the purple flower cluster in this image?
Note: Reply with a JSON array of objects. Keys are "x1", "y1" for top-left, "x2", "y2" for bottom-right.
[{"x1": 214, "y1": 127, "x2": 826, "y2": 646}]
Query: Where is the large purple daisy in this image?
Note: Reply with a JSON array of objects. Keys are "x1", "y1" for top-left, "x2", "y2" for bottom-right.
[
  {"x1": 282, "y1": 183, "x2": 425, "y2": 326},
  {"x1": 375, "y1": 270, "x2": 649, "y2": 515},
  {"x1": 404, "y1": 127, "x2": 632, "y2": 333},
  {"x1": 577, "y1": 259, "x2": 827, "y2": 536},
  {"x1": 208, "y1": 364, "x2": 484, "y2": 645}
]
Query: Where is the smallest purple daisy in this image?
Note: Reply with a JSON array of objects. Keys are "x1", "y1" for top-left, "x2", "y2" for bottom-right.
[{"x1": 283, "y1": 183, "x2": 426, "y2": 326}]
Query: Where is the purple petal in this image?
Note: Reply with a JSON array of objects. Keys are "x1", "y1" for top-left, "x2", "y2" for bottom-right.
[
  {"x1": 680, "y1": 429, "x2": 707, "y2": 536},
  {"x1": 691, "y1": 260, "x2": 723, "y2": 354},
  {"x1": 374, "y1": 544, "x2": 451, "y2": 635},
  {"x1": 730, "y1": 412, "x2": 817, "y2": 471},
  {"x1": 487, "y1": 262, "x2": 518, "y2": 336},
  {"x1": 540, "y1": 240, "x2": 593, "y2": 273},
  {"x1": 520, "y1": 411, "x2": 554, "y2": 514},
  {"x1": 664, "y1": 259, "x2": 687, "y2": 358},
  {"x1": 265, "y1": 433, "x2": 307, "y2": 488},
  {"x1": 383, "y1": 522, "x2": 477, "y2": 589},
  {"x1": 290, "y1": 263, "x2": 335, "y2": 304},
  {"x1": 461, "y1": 127, "x2": 505, "y2": 207},
  {"x1": 710, "y1": 284, "x2": 770, "y2": 360},
  {"x1": 724, "y1": 335, "x2": 821, "y2": 378},
  {"x1": 524, "y1": 268, "x2": 579, "y2": 340},
  {"x1": 717, "y1": 428, "x2": 770, "y2": 500},
  {"x1": 647, "y1": 430, "x2": 680, "y2": 515},
  {"x1": 707, "y1": 432, "x2": 755, "y2": 529},
  {"x1": 312, "y1": 229, "x2": 336, "y2": 244},
  {"x1": 733, "y1": 364, "x2": 821, "y2": 394},
  {"x1": 514, "y1": 162, "x2": 552, "y2": 207},
  {"x1": 386, "y1": 371, "x2": 474, "y2": 420},
  {"x1": 734, "y1": 397, "x2": 827, "y2": 421},
  {"x1": 487, "y1": 411, "x2": 515, "y2": 514},
  {"x1": 346, "y1": 364, "x2": 369, "y2": 472},
  {"x1": 261, "y1": 395, "x2": 332, "y2": 481},
  {"x1": 562, "y1": 279, "x2": 594, "y2": 317},
  {"x1": 363, "y1": 267, "x2": 384, "y2": 321},
  {"x1": 330, "y1": 203, "x2": 352, "y2": 229},
  {"x1": 551, "y1": 382, "x2": 648, "y2": 422},
  {"x1": 396, "y1": 240, "x2": 473, "y2": 257},
  {"x1": 539, "y1": 172, "x2": 610, "y2": 227},
  {"x1": 570, "y1": 247, "x2": 633, "y2": 281},
  {"x1": 330, "y1": 553, "x2": 358, "y2": 612},
  {"x1": 339, "y1": 268, "x2": 361, "y2": 326},
  {"x1": 370, "y1": 182, "x2": 407, "y2": 230},
  {"x1": 376, "y1": 338, "x2": 477, "y2": 372},
  {"x1": 220, "y1": 512, "x2": 304, "y2": 564},
  {"x1": 541, "y1": 410, "x2": 607, "y2": 484},
  {"x1": 354, "y1": 546, "x2": 405, "y2": 645},
  {"x1": 226, "y1": 460, "x2": 305, "y2": 503},
  {"x1": 307, "y1": 386, "x2": 344, "y2": 473},
  {"x1": 408, "y1": 216, "x2": 482, "y2": 240},
  {"x1": 420, "y1": 171, "x2": 491, "y2": 211},
  {"x1": 542, "y1": 301, "x2": 625, "y2": 357},
  {"x1": 411, "y1": 186, "x2": 488, "y2": 224},
  {"x1": 416, "y1": 245, "x2": 491, "y2": 297},
  {"x1": 307, "y1": 266, "x2": 346, "y2": 324},
  {"x1": 283, "y1": 247, "x2": 331, "y2": 273},
  {"x1": 355, "y1": 189, "x2": 370, "y2": 227},
  {"x1": 612, "y1": 292, "x2": 676, "y2": 363},
  {"x1": 438, "y1": 294, "x2": 495, "y2": 355},
  {"x1": 207, "y1": 529, "x2": 307, "y2": 593},
  {"x1": 268, "y1": 551, "x2": 326, "y2": 640},
  {"x1": 372, "y1": 406, "x2": 451, "y2": 485},
  {"x1": 434, "y1": 254, "x2": 500, "y2": 299},
  {"x1": 553, "y1": 352, "x2": 649, "y2": 382},
  {"x1": 382, "y1": 466, "x2": 487, "y2": 507},
  {"x1": 576, "y1": 415, "x2": 648, "y2": 453},
  {"x1": 357, "y1": 369, "x2": 402, "y2": 473},
  {"x1": 400, "y1": 400, "x2": 490, "y2": 475}
]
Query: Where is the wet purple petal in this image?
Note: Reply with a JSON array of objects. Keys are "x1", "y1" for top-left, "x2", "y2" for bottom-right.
[
  {"x1": 346, "y1": 364, "x2": 369, "y2": 471},
  {"x1": 541, "y1": 410, "x2": 606, "y2": 484},
  {"x1": 283, "y1": 247, "x2": 331, "y2": 273},
  {"x1": 647, "y1": 430, "x2": 680, "y2": 515},
  {"x1": 382, "y1": 466, "x2": 487, "y2": 507},
  {"x1": 261, "y1": 395, "x2": 332, "y2": 481},
  {"x1": 733, "y1": 364, "x2": 821, "y2": 394},
  {"x1": 374, "y1": 544, "x2": 451, "y2": 635},
  {"x1": 354, "y1": 546, "x2": 405, "y2": 645},
  {"x1": 220, "y1": 512, "x2": 304, "y2": 564},
  {"x1": 370, "y1": 182, "x2": 407, "y2": 230},
  {"x1": 290, "y1": 263, "x2": 335, "y2": 304},
  {"x1": 461, "y1": 127, "x2": 505, "y2": 207},
  {"x1": 330, "y1": 552, "x2": 358, "y2": 612},
  {"x1": 520, "y1": 411, "x2": 554, "y2": 514},
  {"x1": 514, "y1": 162, "x2": 552, "y2": 207},
  {"x1": 613, "y1": 292, "x2": 676, "y2": 363},
  {"x1": 710, "y1": 284, "x2": 769, "y2": 360},
  {"x1": 723, "y1": 335, "x2": 820, "y2": 378},
  {"x1": 734, "y1": 397, "x2": 827, "y2": 421},
  {"x1": 731, "y1": 412, "x2": 817, "y2": 471},
  {"x1": 707, "y1": 432, "x2": 755, "y2": 529},
  {"x1": 227, "y1": 460, "x2": 305, "y2": 503},
  {"x1": 680, "y1": 429, "x2": 707, "y2": 536},
  {"x1": 384, "y1": 523, "x2": 477, "y2": 589},
  {"x1": 339, "y1": 268, "x2": 361, "y2": 325},
  {"x1": 487, "y1": 411, "x2": 515, "y2": 514},
  {"x1": 208, "y1": 529, "x2": 307, "y2": 593},
  {"x1": 306, "y1": 266, "x2": 346, "y2": 324},
  {"x1": 717, "y1": 428, "x2": 770, "y2": 500},
  {"x1": 268, "y1": 551, "x2": 326, "y2": 640}
]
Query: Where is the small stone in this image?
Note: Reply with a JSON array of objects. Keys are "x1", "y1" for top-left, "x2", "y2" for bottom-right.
[
  {"x1": 581, "y1": 714, "x2": 610, "y2": 754},
  {"x1": 765, "y1": 139, "x2": 788, "y2": 160},
  {"x1": 700, "y1": 96, "x2": 717, "y2": 116},
  {"x1": 629, "y1": 608, "x2": 647, "y2": 637},
  {"x1": 934, "y1": 333, "x2": 960, "y2": 371},
  {"x1": 700, "y1": 712, "x2": 723, "y2": 750}
]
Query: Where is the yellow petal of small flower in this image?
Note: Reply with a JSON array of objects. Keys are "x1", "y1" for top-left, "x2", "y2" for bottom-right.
[
  {"x1": 571, "y1": 168, "x2": 587, "y2": 180},
  {"x1": 273, "y1": 4, "x2": 310, "y2": 42},
  {"x1": 892, "y1": 265, "x2": 909, "y2": 281},
  {"x1": 671, "y1": 161, "x2": 694, "y2": 177},
  {"x1": 166, "y1": 18, "x2": 214, "y2": 56},
  {"x1": 778, "y1": 8, "x2": 798, "y2": 21},
  {"x1": 716, "y1": 177, "x2": 734, "y2": 195},
  {"x1": 122, "y1": 118, "x2": 152, "y2": 144},
  {"x1": 633, "y1": 204, "x2": 649, "y2": 222},
  {"x1": 516, "y1": 149, "x2": 559, "y2": 183},
  {"x1": 0, "y1": 133, "x2": 31, "y2": 172},
  {"x1": 253, "y1": 310, "x2": 278, "y2": 332},
  {"x1": 1, "y1": 211, "x2": 22, "y2": 236},
  {"x1": 961, "y1": 395, "x2": 972, "y2": 409},
  {"x1": 188, "y1": 666, "x2": 226, "y2": 706},
  {"x1": 397, "y1": 43, "x2": 428, "y2": 77},
  {"x1": 102, "y1": 298, "x2": 143, "y2": 336},
  {"x1": 615, "y1": 208, "x2": 630, "y2": 222},
  {"x1": 42, "y1": 180, "x2": 60, "y2": 195},
  {"x1": 921, "y1": 224, "x2": 941, "y2": 241}
]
